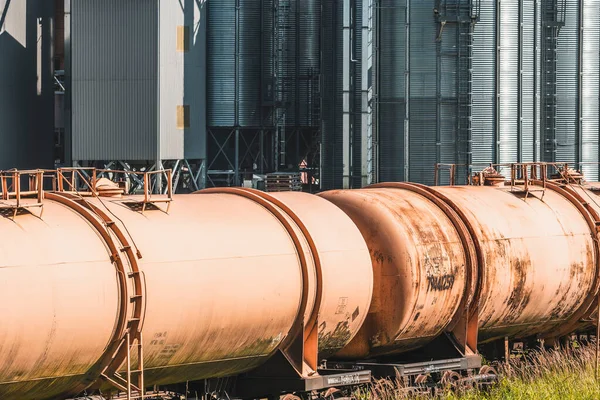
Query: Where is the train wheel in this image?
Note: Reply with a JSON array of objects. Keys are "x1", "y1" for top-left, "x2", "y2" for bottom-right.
[{"x1": 440, "y1": 371, "x2": 461, "y2": 388}]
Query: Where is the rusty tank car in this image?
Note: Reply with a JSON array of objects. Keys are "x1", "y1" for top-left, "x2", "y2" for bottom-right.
[{"x1": 0, "y1": 166, "x2": 599, "y2": 400}]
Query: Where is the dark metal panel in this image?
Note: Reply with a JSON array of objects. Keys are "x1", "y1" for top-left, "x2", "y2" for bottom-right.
[
  {"x1": 207, "y1": 0, "x2": 236, "y2": 127},
  {"x1": 298, "y1": 0, "x2": 321, "y2": 128},
  {"x1": 378, "y1": 0, "x2": 406, "y2": 182},
  {"x1": 320, "y1": 0, "x2": 343, "y2": 189},
  {"x1": 238, "y1": 0, "x2": 262, "y2": 127},
  {"x1": 71, "y1": 0, "x2": 158, "y2": 161},
  {"x1": 408, "y1": 1, "x2": 437, "y2": 184},
  {"x1": 0, "y1": 0, "x2": 54, "y2": 169}
]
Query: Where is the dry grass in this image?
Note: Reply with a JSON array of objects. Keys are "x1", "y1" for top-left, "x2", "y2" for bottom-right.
[{"x1": 355, "y1": 342, "x2": 600, "y2": 400}]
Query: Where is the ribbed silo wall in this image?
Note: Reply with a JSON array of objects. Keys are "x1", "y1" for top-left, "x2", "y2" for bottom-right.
[
  {"x1": 408, "y1": 2, "x2": 437, "y2": 184},
  {"x1": 298, "y1": 0, "x2": 321, "y2": 128},
  {"x1": 0, "y1": 0, "x2": 54, "y2": 169},
  {"x1": 554, "y1": 0, "x2": 579, "y2": 166},
  {"x1": 472, "y1": 0, "x2": 541, "y2": 172},
  {"x1": 320, "y1": 0, "x2": 343, "y2": 189},
  {"x1": 539, "y1": 0, "x2": 600, "y2": 179},
  {"x1": 580, "y1": 0, "x2": 599, "y2": 179},
  {"x1": 207, "y1": 0, "x2": 263, "y2": 128},
  {"x1": 70, "y1": 0, "x2": 158, "y2": 161},
  {"x1": 376, "y1": 1, "x2": 470, "y2": 185},
  {"x1": 377, "y1": 0, "x2": 406, "y2": 183}
]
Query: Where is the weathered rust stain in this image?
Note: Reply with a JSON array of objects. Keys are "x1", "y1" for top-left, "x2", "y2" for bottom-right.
[
  {"x1": 504, "y1": 258, "x2": 532, "y2": 323},
  {"x1": 318, "y1": 320, "x2": 352, "y2": 357}
]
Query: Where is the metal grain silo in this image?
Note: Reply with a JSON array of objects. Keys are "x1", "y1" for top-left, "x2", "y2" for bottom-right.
[
  {"x1": 0, "y1": 0, "x2": 54, "y2": 170},
  {"x1": 541, "y1": 0, "x2": 600, "y2": 179},
  {"x1": 206, "y1": 0, "x2": 236, "y2": 127},
  {"x1": 471, "y1": 0, "x2": 542, "y2": 173},
  {"x1": 580, "y1": 0, "x2": 599, "y2": 178},
  {"x1": 553, "y1": 0, "x2": 579, "y2": 167},
  {"x1": 374, "y1": 0, "x2": 474, "y2": 185},
  {"x1": 298, "y1": 0, "x2": 320, "y2": 128}
]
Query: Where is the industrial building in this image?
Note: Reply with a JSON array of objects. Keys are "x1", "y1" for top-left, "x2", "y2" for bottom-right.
[
  {"x1": 0, "y1": 0, "x2": 54, "y2": 170},
  {"x1": 0, "y1": 0, "x2": 599, "y2": 190}
]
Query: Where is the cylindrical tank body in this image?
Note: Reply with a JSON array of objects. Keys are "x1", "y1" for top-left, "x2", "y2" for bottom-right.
[
  {"x1": 0, "y1": 191, "x2": 372, "y2": 399},
  {"x1": 319, "y1": 187, "x2": 472, "y2": 358},
  {"x1": 429, "y1": 185, "x2": 596, "y2": 342},
  {"x1": 269, "y1": 192, "x2": 373, "y2": 357},
  {"x1": 0, "y1": 201, "x2": 120, "y2": 399},
  {"x1": 85, "y1": 191, "x2": 372, "y2": 386}
]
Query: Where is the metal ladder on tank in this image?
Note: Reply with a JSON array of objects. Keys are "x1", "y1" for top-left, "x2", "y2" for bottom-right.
[{"x1": 541, "y1": 0, "x2": 566, "y2": 163}]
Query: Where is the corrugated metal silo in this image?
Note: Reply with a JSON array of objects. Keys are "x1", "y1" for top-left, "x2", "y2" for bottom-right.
[
  {"x1": 320, "y1": 0, "x2": 343, "y2": 189},
  {"x1": 206, "y1": 0, "x2": 321, "y2": 186},
  {"x1": 0, "y1": 0, "x2": 54, "y2": 170},
  {"x1": 553, "y1": 0, "x2": 579, "y2": 166},
  {"x1": 581, "y1": 0, "x2": 600, "y2": 179},
  {"x1": 206, "y1": 0, "x2": 236, "y2": 127},
  {"x1": 238, "y1": 0, "x2": 262, "y2": 127},
  {"x1": 375, "y1": 0, "x2": 473, "y2": 185},
  {"x1": 539, "y1": 0, "x2": 600, "y2": 180},
  {"x1": 471, "y1": 0, "x2": 542, "y2": 172},
  {"x1": 377, "y1": 0, "x2": 406, "y2": 183},
  {"x1": 298, "y1": 0, "x2": 321, "y2": 128}
]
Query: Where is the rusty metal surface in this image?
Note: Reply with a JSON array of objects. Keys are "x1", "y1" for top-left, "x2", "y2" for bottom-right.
[
  {"x1": 430, "y1": 186, "x2": 596, "y2": 342},
  {"x1": 319, "y1": 187, "x2": 469, "y2": 358},
  {"x1": 85, "y1": 193, "x2": 306, "y2": 387},
  {"x1": 270, "y1": 192, "x2": 373, "y2": 358},
  {"x1": 0, "y1": 200, "x2": 120, "y2": 399}
]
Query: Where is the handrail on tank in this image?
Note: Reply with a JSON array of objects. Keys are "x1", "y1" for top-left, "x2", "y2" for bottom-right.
[
  {"x1": 0, "y1": 169, "x2": 55, "y2": 218},
  {"x1": 434, "y1": 161, "x2": 586, "y2": 188},
  {"x1": 56, "y1": 167, "x2": 173, "y2": 212}
]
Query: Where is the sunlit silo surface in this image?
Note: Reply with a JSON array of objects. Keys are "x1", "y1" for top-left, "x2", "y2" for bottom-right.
[
  {"x1": 0, "y1": 0, "x2": 54, "y2": 170},
  {"x1": 368, "y1": 0, "x2": 600, "y2": 185},
  {"x1": 471, "y1": 0, "x2": 541, "y2": 172}
]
